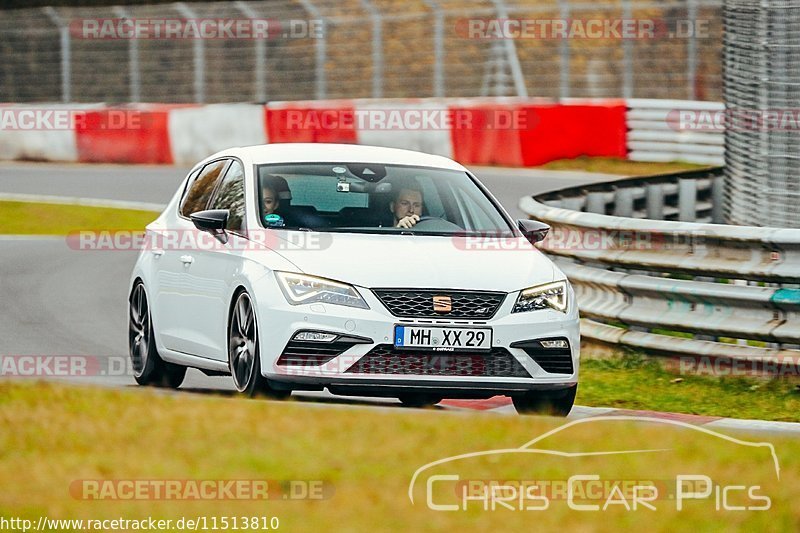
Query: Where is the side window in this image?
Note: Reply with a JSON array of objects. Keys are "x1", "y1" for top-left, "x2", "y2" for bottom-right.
[
  {"x1": 208, "y1": 160, "x2": 246, "y2": 233},
  {"x1": 179, "y1": 160, "x2": 229, "y2": 217}
]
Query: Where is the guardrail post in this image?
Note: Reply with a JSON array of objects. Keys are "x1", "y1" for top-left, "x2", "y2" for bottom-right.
[
  {"x1": 613, "y1": 188, "x2": 634, "y2": 217},
  {"x1": 586, "y1": 191, "x2": 606, "y2": 214},
  {"x1": 174, "y1": 3, "x2": 205, "y2": 103},
  {"x1": 711, "y1": 174, "x2": 725, "y2": 224},
  {"x1": 43, "y1": 7, "x2": 71, "y2": 103},
  {"x1": 678, "y1": 178, "x2": 697, "y2": 222},
  {"x1": 645, "y1": 183, "x2": 664, "y2": 220}
]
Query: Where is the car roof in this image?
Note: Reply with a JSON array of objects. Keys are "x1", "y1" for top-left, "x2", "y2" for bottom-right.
[{"x1": 212, "y1": 143, "x2": 467, "y2": 171}]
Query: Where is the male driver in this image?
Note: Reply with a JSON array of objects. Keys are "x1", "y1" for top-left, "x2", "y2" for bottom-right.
[{"x1": 391, "y1": 187, "x2": 424, "y2": 228}]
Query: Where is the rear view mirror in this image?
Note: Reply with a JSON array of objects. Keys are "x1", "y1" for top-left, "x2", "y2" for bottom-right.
[
  {"x1": 517, "y1": 219, "x2": 550, "y2": 244},
  {"x1": 190, "y1": 209, "x2": 229, "y2": 243}
]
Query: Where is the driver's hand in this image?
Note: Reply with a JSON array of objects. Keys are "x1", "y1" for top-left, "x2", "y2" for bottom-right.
[{"x1": 397, "y1": 214, "x2": 420, "y2": 229}]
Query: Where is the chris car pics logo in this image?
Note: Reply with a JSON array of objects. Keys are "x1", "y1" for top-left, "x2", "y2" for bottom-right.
[{"x1": 409, "y1": 416, "x2": 778, "y2": 512}]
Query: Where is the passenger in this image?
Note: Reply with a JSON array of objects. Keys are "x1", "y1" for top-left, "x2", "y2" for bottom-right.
[{"x1": 262, "y1": 182, "x2": 280, "y2": 215}]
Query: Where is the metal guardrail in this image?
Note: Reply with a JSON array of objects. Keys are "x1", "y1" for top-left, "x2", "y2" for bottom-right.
[{"x1": 520, "y1": 166, "x2": 800, "y2": 362}]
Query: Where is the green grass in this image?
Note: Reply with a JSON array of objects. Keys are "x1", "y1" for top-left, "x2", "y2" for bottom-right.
[
  {"x1": 1, "y1": 381, "x2": 799, "y2": 532},
  {"x1": 580, "y1": 351, "x2": 800, "y2": 422},
  {"x1": 0, "y1": 200, "x2": 157, "y2": 235},
  {"x1": 537, "y1": 156, "x2": 707, "y2": 176}
]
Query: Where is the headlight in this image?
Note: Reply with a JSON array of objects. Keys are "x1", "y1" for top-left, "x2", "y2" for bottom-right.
[
  {"x1": 512, "y1": 280, "x2": 568, "y2": 313},
  {"x1": 275, "y1": 272, "x2": 369, "y2": 309}
]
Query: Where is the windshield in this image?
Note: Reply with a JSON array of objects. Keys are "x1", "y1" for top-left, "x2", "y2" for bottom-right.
[{"x1": 256, "y1": 163, "x2": 514, "y2": 236}]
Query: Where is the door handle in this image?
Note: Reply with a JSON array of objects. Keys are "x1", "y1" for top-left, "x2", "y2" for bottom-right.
[
  {"x1": 152, "y1": 249, "x2": 164, "y2": 258},
  {"x1": 180, "y1": 255, "x2": 194, "y2": 265}
]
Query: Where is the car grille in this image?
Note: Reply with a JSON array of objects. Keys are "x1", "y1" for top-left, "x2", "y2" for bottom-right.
[
  {"x1": 513, "y1": 338, "x2": 574, "y2": 374},
  {"x1": 373, "y1": 289, "x2": 506, "y2": 319},
  {"x1": 276, "y1": 340, "x2": 356, "y2": 366},
  {"x1": 345, "y1": 345, "x2": 531, "y2": 378}
]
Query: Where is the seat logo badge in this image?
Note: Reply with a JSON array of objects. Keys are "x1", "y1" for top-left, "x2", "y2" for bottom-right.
[{"x1": 433, "y1": 295, "x2": 452, "y2": 313}]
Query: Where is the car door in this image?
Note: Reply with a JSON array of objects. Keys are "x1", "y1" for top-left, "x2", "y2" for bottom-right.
[
  {"x1": 177, "y1": 158, "x2": 249, "y2": 361},
  {"x1": 155, "y1": 159, "x2": 230, "y2": 356}
]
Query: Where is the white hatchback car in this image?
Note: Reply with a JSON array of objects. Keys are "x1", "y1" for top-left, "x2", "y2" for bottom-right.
[{"x1": 128, "y1": 144, "x2": 580, "y2": 414}]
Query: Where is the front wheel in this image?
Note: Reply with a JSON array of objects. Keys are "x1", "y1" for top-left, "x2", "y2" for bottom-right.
[
  {"x1": 228, "y1": 291, "x2": 290, "y2": 399},
  {"x1": 512, "y1": 385, "x2": 577, "y2": 416},
  {"x1": 128, "y1": 282, "x2": 186, "y2": 388}
]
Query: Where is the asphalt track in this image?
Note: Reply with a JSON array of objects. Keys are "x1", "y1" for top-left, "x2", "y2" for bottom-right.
[{"x1": 3, "y1": 161, "x2": 798, "y2": 433}]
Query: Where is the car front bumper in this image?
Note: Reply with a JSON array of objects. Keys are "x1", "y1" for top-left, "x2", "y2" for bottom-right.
[{"x1": 253, "y1": 278, "x2": 580, "y2": 398}]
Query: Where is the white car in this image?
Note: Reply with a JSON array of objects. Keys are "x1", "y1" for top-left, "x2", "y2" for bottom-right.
[{"x1": 128, "y1": 144, "x2": 580, "y2": 415}]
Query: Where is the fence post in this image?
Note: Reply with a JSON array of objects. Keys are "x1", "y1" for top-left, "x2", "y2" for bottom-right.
[
  {"x1": 558, "y1": 0, "x2": 570, "y2": 99},
  {"x1": 359, "y1": 0, "x2": 384, "y2": 99},
  {"x1": 298, "y1": 0, "x2": 327, "y2": 100},
  {"x1": 491, "y1": 0, "x2": 528, "y2": 97},
  {"x1": 174, "y1": 3, "x2": 205, "y2": 103},
  {"x1": 621, "y1": 0, "x2": 633, "y2": 98},
  {"x1": 113, "y1": 6, "x2": 140, "y2": 102},
  {"x1": 423, "y1": 0, "x2": 444, "y2": 97},
  {"x1": 235, "y1": 1, "x2": 267, "y2": 102},
  {"x1": 686, "y1": 0, "x2": 698, "y2": 100},
  {"x1": 43, "y1": 7, "x2": 70, "y2": 103}
]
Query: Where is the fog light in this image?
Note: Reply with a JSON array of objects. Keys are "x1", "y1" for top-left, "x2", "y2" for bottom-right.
[
  {"x1": 540, "y1": 339, "x2": 568, "y2": 349},
  {"x1": 293, "y1": 331, "x2": 337, "y2": 342}
]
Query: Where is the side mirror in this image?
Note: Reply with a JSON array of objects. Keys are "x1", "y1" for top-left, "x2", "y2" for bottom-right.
[
  {"x1": 517, "y1": 219, "x2": 550, "y2": 244},
  {"x1": 190, "y1": 209, "x2": 229, "y2": 243}
]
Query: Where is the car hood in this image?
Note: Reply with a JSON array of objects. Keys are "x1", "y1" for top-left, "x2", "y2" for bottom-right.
[{"x1": 257, "y1": 231, "x2": 557, "y2": 291}]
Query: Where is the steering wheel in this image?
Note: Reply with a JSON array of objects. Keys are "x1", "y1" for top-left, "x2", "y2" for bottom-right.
[{"x1": 411, "y1": 216, "x2": 463, "y2": 231}]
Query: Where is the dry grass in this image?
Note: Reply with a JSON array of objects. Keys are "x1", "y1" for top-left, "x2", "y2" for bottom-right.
[
  {"x1": 537, "y1": 157, "x2": 708, "y2": 176},
  {"x1": 0, "y1": 382, "x2": 798, "y2": 532},
  {"x1": 0, "y1": 201, "x2": 156, "y2": 235}
]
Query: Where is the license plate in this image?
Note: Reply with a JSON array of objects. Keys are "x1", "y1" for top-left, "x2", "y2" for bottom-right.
[{"x1": 393, "y1": 325, "x2": 492, "y2": 352}]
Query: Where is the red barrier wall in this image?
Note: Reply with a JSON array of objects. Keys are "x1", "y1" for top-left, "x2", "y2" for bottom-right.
[
  {"x1": 450, "y1": 100, "x2": 627, "y2": 167},
  {"x1": 265, "y1": 104, "x2": 358, "y2": 144},
  {"x1": 448, "y1": 104, "x2": 524, "y2": 166},
  {"x1": 75, "y1": 105, "x2": 182, "y2": 164}
]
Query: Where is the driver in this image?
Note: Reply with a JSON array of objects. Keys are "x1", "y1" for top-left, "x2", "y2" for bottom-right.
[{"x1": 391, "y1": 186, "x2": 424, "y2": 229}]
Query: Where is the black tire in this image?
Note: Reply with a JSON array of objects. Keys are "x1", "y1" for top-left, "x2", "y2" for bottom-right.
[
  {"x1": 512, "y1": 385, "x2": 577, "y2": 416},
  {"x1": 129, "y1": 282, "x2": 187, "y2": 389},
  {"x1": 228, "y1": 290, "x2": 290, "y2": 399},
  {"x1": 398, "y1": 394, "x2": 443, "y2": 408}
]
